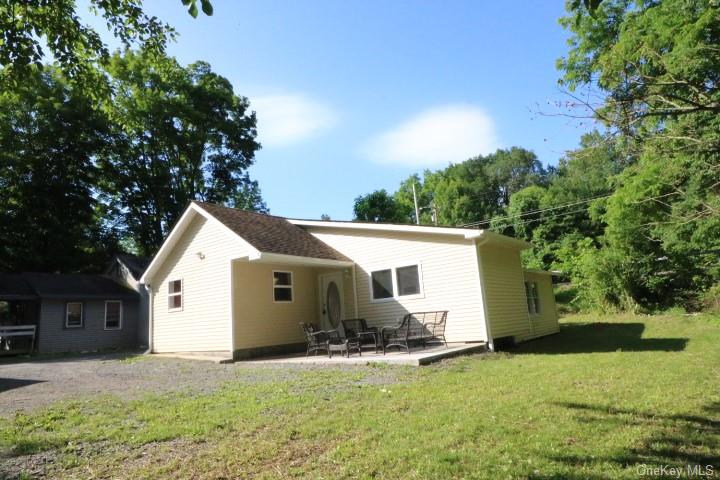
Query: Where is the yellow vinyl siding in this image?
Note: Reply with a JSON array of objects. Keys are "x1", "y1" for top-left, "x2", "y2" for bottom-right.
[
  {"x1": 307, "y1": 228, "x2": 487, "y2": 343},
  {"x1": 152, "y1": 215, "x2": 246, "y2": 352},
  {"x1": 232, "y1": 262, "x2": 322, "y2": 350},
  {"x1": 478, "y1": 243, "x2": 533, "y2": 341},
  {"x1": 523, "y1": 271, "x2": 559, "y2": 337}
]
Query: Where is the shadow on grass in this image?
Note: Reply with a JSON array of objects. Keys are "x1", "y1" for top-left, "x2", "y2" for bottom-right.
[
  {"x1": 0, "y1": 378, "x2": 45, "y2": 393},
  {"x1": 546, "y1": 401, "x2": 720, "y2": 474},
  {"x1": 508, "y1": 322, "x2": 688, "y2": 354}
]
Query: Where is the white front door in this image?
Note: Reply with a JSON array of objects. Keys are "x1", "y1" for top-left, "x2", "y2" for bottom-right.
[{"x1": 319, "y1": 272, "x2": 344, "y2": 332}]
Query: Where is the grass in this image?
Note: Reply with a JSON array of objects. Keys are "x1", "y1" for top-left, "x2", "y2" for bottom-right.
[{"x1": 1, "y1": 312, "x2": 719, "y2": 479}]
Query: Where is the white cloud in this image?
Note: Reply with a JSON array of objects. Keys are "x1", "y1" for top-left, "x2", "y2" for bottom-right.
[
  {"x1": 363, "y1": 105, "x2": 499, "y2": 166},
  {"x1": 250, "y1": 94, "x2": 337, "y2": 147}
]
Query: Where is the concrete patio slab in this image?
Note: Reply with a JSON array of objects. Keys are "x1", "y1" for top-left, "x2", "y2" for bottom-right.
[
  {"x1": 239, "y1": 342, "x2": 487, "y2": 366},
  {"x1": 151, "y1": 351, "x2": 234, "y2": 364}
]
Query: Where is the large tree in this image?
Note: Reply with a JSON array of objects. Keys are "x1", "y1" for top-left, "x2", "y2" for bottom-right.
[
  {"x1": 353, "y1": 190, "x2": 409, "y2": 223},
  {"x1": 0, "y1": 66, "x2": 117, "y2": 272},
  {"x1": 557, "y1": 0, "x2": 720, "y2": 310},
  {"x1": 99, "y1": 51, "x2": 264, "y2": 256},
  {"x1": 0, "y1": 0, "x2": 212, "y2": 94}
]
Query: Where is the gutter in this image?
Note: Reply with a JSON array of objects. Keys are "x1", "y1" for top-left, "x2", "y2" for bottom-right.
[{"x1": 474, "y1": 236, "x2": 495, "y2": 352}]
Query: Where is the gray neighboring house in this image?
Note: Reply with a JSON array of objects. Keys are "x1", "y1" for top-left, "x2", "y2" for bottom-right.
[
  {"x1": 0, "y1": 272, "x2": 141, "y2": 354},
  {"x1": 105, "y1": 254, "x2": 150, "y2": 347}
]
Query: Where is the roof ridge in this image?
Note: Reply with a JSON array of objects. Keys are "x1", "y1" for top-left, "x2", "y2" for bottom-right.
[{"x1": 192, "y1": 200, "x2": 291, "y2": 222}]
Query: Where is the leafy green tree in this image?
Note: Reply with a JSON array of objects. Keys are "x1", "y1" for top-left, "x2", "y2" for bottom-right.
[
  {"x1": 558, "y1": 0, "x2": 720, "y2": 310},
  {"x1": 99, "y1": 51, "x2": 264, "y2": 256},
  {"x1": 394, "y1": 174, "x2": 429, "y2": 224},
  {"x1": 0, "y1": 0, "x2": 212, "y2": 93},
  {"x1": 353, "y1": 190, "x2": 409, "y2": 223},
  {"x1": 422, "y1": 147, "x2": 545, "y2": 226},
  {"x1": 0, "y1": 67, "x2": 117, "y2": 272}
]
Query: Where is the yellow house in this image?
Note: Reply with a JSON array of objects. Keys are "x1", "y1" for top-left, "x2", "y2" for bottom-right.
[{"x1": 140, "y1": 201, "x2": 559, "y2": 358}]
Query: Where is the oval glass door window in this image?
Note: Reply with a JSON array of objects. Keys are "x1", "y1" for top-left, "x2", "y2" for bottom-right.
[{"x1": 326, "y1": 281, "x2": 341, "y2": 329}]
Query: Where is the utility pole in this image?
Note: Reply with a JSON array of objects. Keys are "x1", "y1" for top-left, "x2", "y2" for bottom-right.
[
  {"x1": 412, "y1": 182, "x2": 420, "y2": 225},
  {"x1": 431, "y1": 202, "x2": 439, "y2": 226}
]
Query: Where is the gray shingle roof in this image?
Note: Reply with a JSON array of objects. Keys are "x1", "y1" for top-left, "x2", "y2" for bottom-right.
[
  {"x1": 0, "y1": 273, "x2": 139, "y2": 300},
  {"x1": 193, "y1": 202, "x2": 350, "y2": 262},
  {"x1": 0, "y1": 274, "x2": 37, "y2": 300},
  {"x1": 115, "y1": 254, "x2": 151, "y2": 279}
]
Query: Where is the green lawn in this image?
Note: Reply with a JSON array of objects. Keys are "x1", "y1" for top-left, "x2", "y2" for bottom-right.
[{"x1": 2, "y1": 313, "x2": 719, "y2": 479}]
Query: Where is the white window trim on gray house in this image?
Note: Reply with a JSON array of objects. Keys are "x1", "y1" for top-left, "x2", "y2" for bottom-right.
[
  {"x1": 65, "y1": 302, "x2": 83, "y2": 328},
  {"x1": 104, "y1": 300, "x2": 123, "y2": 330}
]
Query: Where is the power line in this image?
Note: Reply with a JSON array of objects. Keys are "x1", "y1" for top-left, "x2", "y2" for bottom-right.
[
  {"x1": 459, "y1": 191, "x2": 681, "y2": 228},
  {"x1": 460, "y1": 193, "x2": 612, "y2": 227}
]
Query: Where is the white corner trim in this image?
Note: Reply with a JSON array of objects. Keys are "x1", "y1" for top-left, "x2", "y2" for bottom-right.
[{"x1": 474, "y1": 242, "x2": 494, "y2": 351}]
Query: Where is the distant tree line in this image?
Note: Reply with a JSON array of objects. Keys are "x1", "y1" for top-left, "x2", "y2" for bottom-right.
[{"x1": 354, "y1": 0, "x2": 720, "y2": 313}]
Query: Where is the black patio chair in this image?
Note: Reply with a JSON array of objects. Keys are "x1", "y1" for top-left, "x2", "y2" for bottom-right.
[
  {"x1": 299, "y1": 322, "x2": 361, "y2": 358},
  {"x1": 300, "y1": 322, "x2": 332, "y2": 357},
  {"x1": 380, "y1": 314, "x2": 425, "y2": 354},
  {"x1": 341, "y1": 318, "x2": 379, "y2": 353},
  {"x1": 420, "y1": 311, "x2": 449, "y2": 348}
]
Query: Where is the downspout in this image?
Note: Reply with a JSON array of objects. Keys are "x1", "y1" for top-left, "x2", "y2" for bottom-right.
[
  {"x1": 474, "y1": 237, "x2": 494, "y2": 352},
  {"x1": 144, "y1": 284, "x2": 153, "y2": 354},
  {"x1": 352, "y1": 264, "x2": 359, "y2": 318}
]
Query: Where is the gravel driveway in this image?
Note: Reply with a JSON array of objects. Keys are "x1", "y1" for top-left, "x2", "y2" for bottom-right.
[{"x1": 0, "y1": 352, "x2": 408, "y2": 417}]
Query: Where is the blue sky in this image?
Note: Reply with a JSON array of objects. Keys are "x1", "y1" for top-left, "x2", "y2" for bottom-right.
[{"x1": 82, "y1": 1, "x2": 592, "y2": 220}]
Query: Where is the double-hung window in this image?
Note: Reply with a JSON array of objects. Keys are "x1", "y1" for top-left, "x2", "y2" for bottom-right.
[
  {"x1": 370, "y1": 264, "x2": 423, "y2": 302},
  {"x1": 168, "y1": 279, "x2": 183, "y2": 311},
  {"x1": 525, "y1": 281, "x2": 540, "y2": 315},
  {"x1": 273, "y1": 271, "x2": 293, "y2": 302},
  {"x1": 370, "y1": 269, "x2": 394, "y2": 300},
  {"x1": 105, "y1": 301, "x2": 123, "y2": 330},
  {"x1": 66, "y1": 302, "x2": 83, "y2": 328}
]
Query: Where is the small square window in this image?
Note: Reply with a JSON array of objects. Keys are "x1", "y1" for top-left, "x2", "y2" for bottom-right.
[
  {"x1": 66, "y1": 302, "x2": 83, "y2": 328},
  {"x1": 371, "y1": 269, "x2": 394, "y2": 300},
  {"x1": 396, "y1": 265, "x2": 420, "y2": 296},
  {"x1": 273, "y1": 271, "x2": 293, "y2": 302}
]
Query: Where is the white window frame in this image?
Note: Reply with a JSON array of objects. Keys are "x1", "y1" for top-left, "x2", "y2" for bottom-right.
[
  {"x1": 526, "y1": 281, "x2": 541, "y2": 316},
  {"x1": 65, "y1": 302, "x2": 83, "y2": 328},
  {"x1": 168, "y1": 278, "x2": 183, "y2": 312},
  {"x1": 272, "y1": 270, "x2": 294, "y2": 303},
  {"x1": 104, "y1": 300, "x2": 123, "y2": 330},
  {"x1": 369, "y1": 262, "x2": 425, "y2": 304}
]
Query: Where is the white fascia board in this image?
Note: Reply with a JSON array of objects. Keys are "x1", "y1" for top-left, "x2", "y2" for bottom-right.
[
  {"x1": 140, "y1": 203, "x2": 261, "y2": 284},
  {"x1": 289, "y1": 219, "x2": 531, "y2": 248},
  {"x1": 140, "y1": 205, "x2": 197, "y2": 284},
  {"x1": 288, "y1": 219, "x2": 485, "y2": 239},
  {"x1": 251, "y1": 252, "x2": 353, "y2": 268}
]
